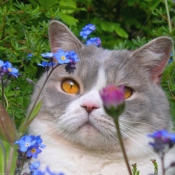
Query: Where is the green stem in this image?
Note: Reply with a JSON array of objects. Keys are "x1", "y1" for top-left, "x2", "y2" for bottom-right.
[
  {"x1": 164, "y1": 0, "x2": 172, "y2": 32},
  {"x1": 0, "y1": 139, "x2": 6, "y2": 174},
  {"x1": 5, "y1": 145, "x2": 14, "y2": 175},
  {"x1": 164, "y1": 0, "x2": 175, "y2": 62},
  {"x1": 115, "y1": 119, "x2": 132, "y2": 175}
]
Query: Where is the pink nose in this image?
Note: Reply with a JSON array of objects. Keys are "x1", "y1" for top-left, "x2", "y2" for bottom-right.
[{"x1": 81, "y1": 102, "x2": 100, "y2": 113}]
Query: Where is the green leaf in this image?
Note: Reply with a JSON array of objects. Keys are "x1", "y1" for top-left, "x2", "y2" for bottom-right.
[
  {"x1": 101, "y1": 21, "x2": 116, "y2": 32},
  {"x1": 19, "y1": 98, "x2": 43, "y2": 134},
  {"x1": 58, "y1": 12, "x2": 78, "y2": 26},
  {"x1": 114, "y1": 26, "x2": 128, "y2": 38},
  {"x1": 0, "y1": 104, "x2": 16, "y2": 144},
  {"x1": 38, "y1": 0, "x2": 58, "y2": 10}
]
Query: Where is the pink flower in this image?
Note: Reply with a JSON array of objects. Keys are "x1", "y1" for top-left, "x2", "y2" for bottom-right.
[{"x1": 100, "y1": 85, "x2": 125, "y2": 118}]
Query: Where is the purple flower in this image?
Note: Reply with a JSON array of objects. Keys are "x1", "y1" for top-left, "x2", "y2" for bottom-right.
[
  {"x1": 86, "y1": 37, "x2": 101, "y2": 47},
  {"x1": 15, "y1": 135, "x2": 36, "y2": 152},
  {"x1": 100, "y1": 85, "x2": 125, "y2": 109},
  {"x1": 148, "y1": 130, "x2": 175, "y2": 153},
  {"x1": 53, "y1": 50, "x2": 70, "y2": 64},
  {"x1": 100, "y1": 85, "x2": 125, "y2": 118}
]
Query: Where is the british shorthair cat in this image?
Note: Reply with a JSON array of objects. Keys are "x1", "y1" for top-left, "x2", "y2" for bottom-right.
[{"x1": 28, "y1": 20, "x2": 175, "y2": 175}]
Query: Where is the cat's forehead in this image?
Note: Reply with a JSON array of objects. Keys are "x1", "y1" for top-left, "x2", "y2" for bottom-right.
[{"x1": 76, "y1": 46, "x2": 146, "y2": 88}]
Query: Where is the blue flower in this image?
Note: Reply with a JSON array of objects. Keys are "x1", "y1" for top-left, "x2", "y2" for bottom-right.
[
  {"x1": 27, "y1": 53, "x2": 33, "y2": 61},
  {"x1": 27, "y1": 143, "x2": 42, "y2": 158},
  {"x1": 0, "y1": 60, "x2": 4, "y2": 67},
  {"x1": 53, "y1": 50, "x2": 70, "y2": 64},
  {"x1": 148, "y1": 130, "x2": 175, "y2": 153},
  {"x1": 15, "y1": 135, "x2": 36, "y2": 152},
  {"x1": 41, "y1": 52, "x2": 53, "y2": 59},
  {"x1": 85, "y1": 24, "x2": 96, "y2": 31},
  {"x1": 4, "y1": 61, "x2": 19, "y2": 78},
  {"x1": 86, "y1": 37, "x2": 101, "y2": 47},
  {"x1": 168, "y1": 58, "x2": 173, "y2": 64},
  {"x1": 38, "y1": 61, "x2": 55, "y2": 67},
  {"x1": 80, "y1": 24, "x2": 96, "y2": 39},
  {"x1": 31, "y1": 135, "x2": 46, "y2": 148},
  {"x1": 32, "y1": 170, "x2": 45, "y2": 175},
  {"x1": 45, "y1": 167, "x2": 65, "y2": 175},
  {"x1": 68, "y1": 50, "x2": 80, "y2": 63},
  {"x1": 29, "y1": 161, "x2": 41, "y2": 171}
]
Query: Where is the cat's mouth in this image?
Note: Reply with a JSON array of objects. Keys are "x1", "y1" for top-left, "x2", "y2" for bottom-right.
[{"x1": 78, "y1": 121, "x2": 99, "y2": 132}]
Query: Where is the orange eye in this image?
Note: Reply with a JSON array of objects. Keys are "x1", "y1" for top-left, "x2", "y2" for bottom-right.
[
  {"x1": 124, "y1": 87, "x2": 133, "y2": 99},
  {"x1": 62, "y1": 79, "x2": 79, "y2": 94}
]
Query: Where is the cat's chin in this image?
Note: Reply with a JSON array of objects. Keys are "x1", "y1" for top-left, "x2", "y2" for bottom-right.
[{"x1": 62, "y1": 123, "x2": 117, "y2": 151}]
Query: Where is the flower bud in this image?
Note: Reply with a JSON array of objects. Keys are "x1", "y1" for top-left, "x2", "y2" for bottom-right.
[{"x1": 100, "y1": 84, "x2": 125, "y2": 118}]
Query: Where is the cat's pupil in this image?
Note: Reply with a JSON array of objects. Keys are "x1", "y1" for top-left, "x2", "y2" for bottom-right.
[{"x1": 61, "y1": 79, "x2": 79, "y2": 94}]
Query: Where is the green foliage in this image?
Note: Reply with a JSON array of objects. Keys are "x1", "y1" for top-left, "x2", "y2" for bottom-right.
[
  {"x1": 131, "y1": 163, "x2": 140, "y2": 175},
  {"x1": 151, "y1": 159, "x2": 158, "y2": 174}
]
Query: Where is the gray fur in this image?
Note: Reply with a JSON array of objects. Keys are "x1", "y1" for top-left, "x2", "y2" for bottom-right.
[{"x1": 28, "y1": 20, "x2": 174, "y2": 175}]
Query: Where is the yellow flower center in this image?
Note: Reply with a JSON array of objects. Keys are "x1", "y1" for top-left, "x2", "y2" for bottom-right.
[
  {"x1": 61, "y1": 56, "x2": 66, "y2": 60},
  {"x1": 8, "y1": 68, "x2": 12, "y2": 72},
  {"x1": 31, "y1": 148, "x2": 36, "y2": 153}
]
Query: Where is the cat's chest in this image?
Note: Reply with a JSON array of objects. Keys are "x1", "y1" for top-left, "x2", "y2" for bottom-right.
[
  {"x1": 35, "y1": 137, "x2": 148, "y2": 175},
  {"x1": 37, "y1": 142, "x2": 127, "y2": 175}
]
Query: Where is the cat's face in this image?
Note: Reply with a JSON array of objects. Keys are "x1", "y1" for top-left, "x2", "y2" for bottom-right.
[{"x1": 30, "y1": 21, "x2": 172, "y2": 154}]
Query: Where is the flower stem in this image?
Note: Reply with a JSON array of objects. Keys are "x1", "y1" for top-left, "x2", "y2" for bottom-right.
[
  {"x1": 164, "y1": 0, "x2": 175, "y2": 62},
  {"x1": 115, "y1": 119, "x2": 132, "y2": 175},
  {"x1": 19, "y1": 65, "x2": 59, "y2": 137},
  {"x1": 5, "y1": 145, "x2": 14, "y2": 175},
  {"x1": 161, "y1": 153, "x2": 165, "y2": 175},
  {"x1": 1, "y1": 78, "x2": 5, "y2": 107},
  {"x1": 0, "y1": 139, "x2": 6, "y2": 174}
]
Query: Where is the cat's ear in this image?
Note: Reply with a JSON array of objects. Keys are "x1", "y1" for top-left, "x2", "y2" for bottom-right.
[
  {"x1": 131, "y1": 37, "x2": 173, "y2": 84},
  {"x1": 49, "y1": 20, "x2": 83, "y2": 53}
]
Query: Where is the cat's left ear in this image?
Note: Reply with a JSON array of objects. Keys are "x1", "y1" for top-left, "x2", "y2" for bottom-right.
[
  {"x1": 49, "y1": 20, "x2": 84, "y2": 53},
  {"x1": 131, "y1": 37, "x2": 173, "y2": 84}
]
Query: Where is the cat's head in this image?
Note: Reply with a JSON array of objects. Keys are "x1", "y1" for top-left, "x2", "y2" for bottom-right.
[{"x1": 30, "y1": 21, "x2": 172, "y2": 155}]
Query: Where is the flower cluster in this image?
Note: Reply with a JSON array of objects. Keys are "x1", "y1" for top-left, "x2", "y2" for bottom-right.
[
  {"x1": 80, "y1": 24, "x2": 96, "y2": 39},
  {"x1": 39, "y1": 49, "x2": 79, "y2": 73},
  {"x1": 79, "y1": 24, "x2": 101, "y2": 47},
  {"x1": 86, "y1": 37, "x2": 101, "y2": 47},
  {"x1": 148, "y1": 130, "x2": 175, "y2": 154},
  {"x1": 0, "y1": 60, "x2": 19, "y2": 79},
  {"x1": 29, "y1": 161, "x2": 64, "y2": 175},
  {"x1": 15, "y1": 135, "x2": 45, "y2": 158}
]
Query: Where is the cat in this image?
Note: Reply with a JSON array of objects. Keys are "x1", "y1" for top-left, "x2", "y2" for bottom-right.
[{"x1": 28, "y1": 20, "x2": 175, "y2": 175}]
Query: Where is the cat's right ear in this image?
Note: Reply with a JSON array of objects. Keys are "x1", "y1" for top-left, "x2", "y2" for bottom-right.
[{"x1": 49, "y1": 20, "x2": 84, "y2": 53}]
